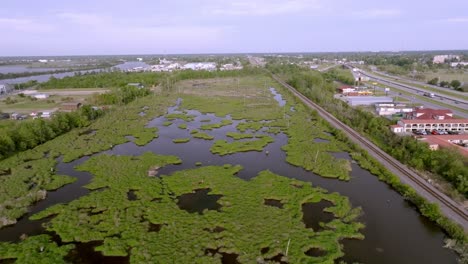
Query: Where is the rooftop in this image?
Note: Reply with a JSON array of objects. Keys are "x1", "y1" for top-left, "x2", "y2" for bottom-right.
[
  {"x1": 400, "y1": 119, "x2": 468, "y2": 124},
  {"x1": 421, "y1": 135, "x2": 468, "y2": 157}
]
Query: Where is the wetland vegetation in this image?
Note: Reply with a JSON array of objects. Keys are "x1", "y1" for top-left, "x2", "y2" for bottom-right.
[{"x1": 0, "y1": 72, "x2": 464, "y2": 263}]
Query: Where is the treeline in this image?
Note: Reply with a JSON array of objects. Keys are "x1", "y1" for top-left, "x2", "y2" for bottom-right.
[
  {"x1": 0, "y1": 85, "x2": 147, "y2": 161},
  {"x1": 90, "y1": 86, "x2": 150, "y2": 105},
  {"x1": 0, "y1": 106, "x2": 103, "y2": 160},
  {"x1": 323, "y1": 67, "x2": 355, "y2": 85},
  {"x1": 39, "y1": 71, "x2": 162, "y2": 89},
  {"x1": 160, "y1": 67, "x2": 265, "y2": 92},
  {"x1": 269, "y1": 64, "x2": 468, "y2": 198},
  {"x1": 38, "y1": 67, "x2": 264, "y2": 90},
  {"x1": 269, "y1": 64, "x2": 467, "y2": 241}
]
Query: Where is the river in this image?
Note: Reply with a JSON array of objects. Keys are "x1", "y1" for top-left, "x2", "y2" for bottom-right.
[{"x1": 0, "y1": 61, "x2": 151, "y2": 85}]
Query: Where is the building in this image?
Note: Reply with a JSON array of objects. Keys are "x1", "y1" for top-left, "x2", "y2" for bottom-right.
[
  {"x1": 127, "y1": 83, "x2": 144, "y2": 89},
  {"x1": 32, "y1": 93, "x2": 49, "y2": 99},
  {"x1": 395, "y1": 119, "x2": 468, "y2": 133},
  {"x1": 60, "y1": 102, "x2": 82, "y2": 111},
  {"x1": 338, "y1": 86, "x2": 355, "y2": 95},
  {"x1": 405, "y1": 108, "x2": 453, "y2": 120},
  {"x1": 433, "y1": 55, "x2": 460, "y2": 64},
  {"x1": 418, "y1": 135, "x2": 468, "y2": 157},
  {"x1": 0, "y1": 84, "x2": 12, "y2": 94},
  {"x1": 346, "y1": 96, "x2": 393, "y2": 106},
  {"x1": 450, "y1": 62, "x2": 468, "y2": 67},
  {"x1": 375, "y1": 103, "x2": 414, "y2": 116},
  {"x1": 390, "y1": 125, "x2": 404, "y2": 133},
  {"x1": 183, "y1": 62, "x2": 216, "y2": 71}
]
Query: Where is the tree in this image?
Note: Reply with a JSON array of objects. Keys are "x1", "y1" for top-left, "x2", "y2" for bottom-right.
[
  {"x1": 450, "y1": 80, "x2": 461, "y2": 89},
  {"x1": 427, "y1": 78, "x2": 438, "y2": 85},
  {"x1": 439, "y1": 81, "x2": 449, "y2": 88}
]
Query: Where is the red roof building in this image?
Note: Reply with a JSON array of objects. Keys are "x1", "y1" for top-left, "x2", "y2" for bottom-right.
[
  {"x1": 405, "y1": 108, "x2": 453, "y2": 120},
  {"x1": 419, "y1": 135, "x2": 468, "y2": 157},
  {"x1": 396, "y1": 118, "x2": 468, "y2": 132}
]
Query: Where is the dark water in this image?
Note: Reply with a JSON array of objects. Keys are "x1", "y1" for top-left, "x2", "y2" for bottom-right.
[
  {"x1": 177, "y1": 188, "x2": 222, "y2": 214},
  {"x1": 0, "y1": 62, "x2": 143, "y2": 85},
  {"x1": 64, "y1": 241, "x2": 130, "y2": 264},
  {"x1": 0, "y1": 156, "x2": 92, "y2": 242},
  {"x1": 269, "y1": 87, "x2": 286, "y2": 107},
  {"x1": 264, "y1": 199, "x2": 284, "y2": 209},
  {"x1": 0, "y1": 99, "x2": 458, "y2": 263},
  {"x1": 205, "y1": 248, "x2": 240, "y2": 264},
  {"x1": 302, "y1": 200, "x2": 335, "y2": 231},
  {"x1": 0, "y1": 65, "x2": 61, "y2": 74},
  {"x1": 313, "y1": 138, "x2": 330, "y2": 143}
]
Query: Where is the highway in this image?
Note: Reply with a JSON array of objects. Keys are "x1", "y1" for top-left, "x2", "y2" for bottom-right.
[
  {"x1": 370, "y1": 69, "x2": 467, "y2": 98},
  {"x1": 347, "y1": 66, "x2": 468, "y2": 118},
  {"x1": 272, "y1": 74, "x2": 468, "y2": 232}
]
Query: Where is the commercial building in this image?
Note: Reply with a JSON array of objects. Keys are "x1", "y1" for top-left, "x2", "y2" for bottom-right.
[
  {"x1": 346, "y1": 96, "x2": 393, "y2": 106},
  {"x1": 0, "y1": 84, "x2": 12, "y2": 94},
  {"x1": 338, "y1": 86, "x2": 355, "y2": 95},
  {"x1": 418, "y1": 135, "x2": 468, "y2": 157},
  {"x1": 32, "y1": 93, "x2": 50, "y2": 99},
  {"x1": 405, "y1": 108, "x2": 453, "y2": 120},
  {"x1": 433, "y1": 55, "x2": 460, "y2": 64},
  {"x1": 375, "y1": 103, "x2": 414, "y2": 116},
  {"x1": 393, "y1": 119, "x2": 468, "y2": 133},
  {"x1": 182, "y1": 62, "x2": 217, "y2": 71},
  {"x1": 60, "y1": 102, "x2": 82, "y2": 111}
]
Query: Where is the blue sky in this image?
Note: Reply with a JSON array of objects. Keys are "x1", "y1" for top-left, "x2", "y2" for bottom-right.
[{"x1": 1, "y1": 0, "x2": 467, "y2": 55}]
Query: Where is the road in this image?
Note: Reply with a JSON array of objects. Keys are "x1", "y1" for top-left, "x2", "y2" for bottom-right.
[
  {"x1": 371, "y1": 69, "x2": 467, "y2": 97},
  {"x1": 348, "y1": 66, "x2": 468, "y2": 118},
  {"x1": 272, "y1": 74, "x2": 468, "y2": 232}
]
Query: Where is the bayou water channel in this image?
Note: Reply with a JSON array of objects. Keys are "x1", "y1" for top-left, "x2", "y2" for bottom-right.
[{"x1": 0, "y1": 90, "x2": 458, "y2": 263}]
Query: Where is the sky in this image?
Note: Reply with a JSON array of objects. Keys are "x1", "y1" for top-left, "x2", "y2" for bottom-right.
[{"x1": 0, "y1": 0, "x2": 467, "y2": 56}]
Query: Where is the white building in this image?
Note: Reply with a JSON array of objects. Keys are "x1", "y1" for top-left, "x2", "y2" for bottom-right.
[
  {"x1": 33, "y1": 93, "x2": 49, "y2": 99},
  {"x1": 375, "y1": 103, "x2": 414, "y2": 116},
  {"x1": 0, "y1": 84, "x2": 10, "y2": 94},
  {"x1": 450, "y1": 62, "x2": 468, "y2": 67},
  {"x1": 433, "y1": 55, "x2": 460, "y2": 64},
  {"x1": 183, "y1": 62, "x2": 216, "y2": 71},
  {"x1": 220, "y1": 64, "x2": 243, "y2": 71}
]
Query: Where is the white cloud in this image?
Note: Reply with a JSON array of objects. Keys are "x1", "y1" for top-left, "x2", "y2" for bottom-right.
[
  {"x1": 51, "y1": 12, "x2": 231, "y2": 50},
  {"x1": 353, "y1": 8, "x2": 402, "y2": 18},
  {"x1": 57, "y1": 12, "x2": 109, "y2": 26},
  {"x1": 443, "y1": 17, "x2": 468, "y2": 23},
  {"x1": 0, "y1": 18, "x2": 55, "y2": 33},
  {"x1": 206, "y1": 0, "x2": 321, "y2": 16}
]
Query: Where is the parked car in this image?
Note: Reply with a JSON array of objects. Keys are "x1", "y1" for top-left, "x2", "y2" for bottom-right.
[
  {"x1": 0, "y1": 113, "x2": 10, "y2": 119},
  {"x1": 431, "y1": 130, "x2": 439, "y2": 135}
]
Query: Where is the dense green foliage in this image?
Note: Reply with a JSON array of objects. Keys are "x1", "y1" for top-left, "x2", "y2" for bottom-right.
[
  {"x1": 172, "y1": 138, "x2": 190, "y2": 143},
  {"x1": 90, "y1": 86, "x2": 150, "y2": 105},
  {"x1": 269, "y1": 64, "x2": 467, "y2": 241},
  {"x1": 0, "y1": 93, "x2": 177, "y2": 225},
  {"x1": 323, "y1": 68, "x2": 355, "y2": 85},
  {"x1": 0, "y1": 235, "x2": 74, "y2": 263},
  {"x1": 39, "y1": 71, "x2": 161, "y2": 89},
  {"x1": 191, "y1": 131, "x2": 215, "y2": 140},
  {"x1": 270, "y1": 64, "x2": 468, "y2": 197},
  {"x1": 210, "y1": 135, "x2": 274, "y2": 156},
  {"x1": 0, "y1": 105, "x2": 103, "y2": 160},
  {"x1": 24, "y1": 154, "x2": 363, "y2": 263},
  {"x1": 200, "y1": 119, "x2": 233, "y2": 130}
]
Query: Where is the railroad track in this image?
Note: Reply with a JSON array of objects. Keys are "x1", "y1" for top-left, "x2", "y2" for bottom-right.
[{"x1": 272, "y1": 75, "x2": 468, "y2": 226}]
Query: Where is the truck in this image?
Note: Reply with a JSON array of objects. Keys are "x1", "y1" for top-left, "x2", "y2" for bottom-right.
[{"x1": 424, "y1": 92, "x2": 435, "y2": 98}]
